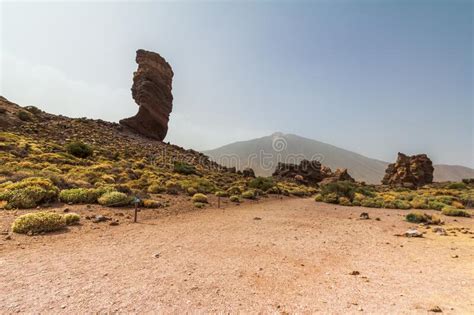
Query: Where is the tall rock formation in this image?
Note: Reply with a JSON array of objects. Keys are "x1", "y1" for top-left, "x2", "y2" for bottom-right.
[
  {"x1": 120, "y1": 49, "x2": 174, "y2": 140},
  {"x1": 382, "y1": 153, "x2": 434, "y2": 188}
]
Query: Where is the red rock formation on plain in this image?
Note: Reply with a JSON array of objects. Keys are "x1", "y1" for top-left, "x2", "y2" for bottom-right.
[
  {"x1": 120, "y1": 49, "x2": 174, "y2": 140},
  {"x1": 382, "y1": 152, "x2": 434, "y2": 188},
  {"x1": 319, "y1": 168, "x2": 355, "y2": 185}
]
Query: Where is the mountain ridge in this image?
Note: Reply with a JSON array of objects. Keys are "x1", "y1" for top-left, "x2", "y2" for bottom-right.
[{"x1": 203, "y1": 133, "x2": 474, "y2": 184}]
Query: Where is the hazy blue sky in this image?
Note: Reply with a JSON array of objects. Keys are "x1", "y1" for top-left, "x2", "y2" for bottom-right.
[{"x1": 1, "y1": 0, "x2": 473, "y2": 167}]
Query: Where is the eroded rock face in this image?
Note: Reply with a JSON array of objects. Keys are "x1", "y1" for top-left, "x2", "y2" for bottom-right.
[
  {"x1": 272, "y1": 160, "x2": 323, "y2": 184},
  {"x1": 120, "y1": 49, "x2": 174, "y2": 140},
  {"x1": 382, "y1": 153, "x2": 434, "y2": 188},
  {"x1": 319, "y1": 168, "x2": 355, "y2": 185}
]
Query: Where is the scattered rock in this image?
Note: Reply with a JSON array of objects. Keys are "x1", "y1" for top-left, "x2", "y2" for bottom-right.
[
  {"x1": 63, "y1": 208, "x2": 70, "y2": 213},
  {"x1": 120, "y1": 49, "x2": 174, "y2": 140},
  {"x1": 349, "y1": 271, "x2": 360, "y2": 276},
  {"x1": 92, "y1": 215, "x2": 109, "y2": 223},
  {"x1": 109, "y1": 220, "x2": 119, "y2": 226},
  {"x1": 253, "y1": 217, "x2": 262, "y2": 221},
  {"x1": 154, "y1": 253, "x2": 161, "y2": 258},
  {"x1": 405, "y1": 229, "x2": 423, "y2": 238},
  {"x1": 451, "y1": 254, "x2": 459, "y2": 258},
  {"x1": 382, "y1": 152, "x2": 434, "y2": 188},
  {"x1": 433, "y1": 227, "x2": 447, "y2": 236},
  {"x1": 4, "y1": 235, "x2": 12, "y2": 240},
  {"x1": 428, "y1": 305, "x2": 442, "y2": 313},
  {"x1": 359, "y1": 212, "x2": 370, "y2": 220}
]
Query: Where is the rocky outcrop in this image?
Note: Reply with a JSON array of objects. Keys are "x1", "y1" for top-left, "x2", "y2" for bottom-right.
[
  {"x1": 272, "y1": 160, "x2": 323, "y2": 184},
  {"x1": 382, "y1": 153, "x2": 434, "y2": 188},
  {"x1": 320, "y1": 168, "x2": 355, "y2": 185},
  {"x1": 120, "y1": 49, "x2": 174, "y2": 140},
  {"x1": 242, "y1": 168, "x2": 256, "y2": 178}
]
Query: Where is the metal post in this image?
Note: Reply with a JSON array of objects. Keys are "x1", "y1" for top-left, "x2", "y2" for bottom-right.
[
  {"x1": 218, "y1": 196, "x2": 221, "y2": 209},
  {"x1": 134, "y1": 202, "x2": 138, "y2": 223}
]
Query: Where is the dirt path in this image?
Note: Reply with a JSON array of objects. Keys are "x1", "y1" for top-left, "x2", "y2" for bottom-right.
[{"x1": 1, "y1": 198, "x2": 473, "y2": 313}]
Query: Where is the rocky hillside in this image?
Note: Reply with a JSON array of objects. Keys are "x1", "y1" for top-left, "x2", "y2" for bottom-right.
[
  {"x1": 0, "y1": 97, "x2": 316, "y2": 210},
  {"x1": 203, "y1": 133, "x2": 474, "y2": 184}
]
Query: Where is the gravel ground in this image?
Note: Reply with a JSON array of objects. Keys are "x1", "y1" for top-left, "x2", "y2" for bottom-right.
[{"x1": 0, "y1": 198, "x2": 473, "y2": 313}]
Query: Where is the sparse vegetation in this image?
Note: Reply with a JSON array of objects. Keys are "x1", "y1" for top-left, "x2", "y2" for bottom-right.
[{"x1": 229, "y1": 195, "x2": 240, "y2": 203}]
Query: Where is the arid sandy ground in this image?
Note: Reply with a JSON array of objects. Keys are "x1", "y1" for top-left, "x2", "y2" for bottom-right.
[{"x1": 1, "y1": 198, "x2": 473, "y2": 314}]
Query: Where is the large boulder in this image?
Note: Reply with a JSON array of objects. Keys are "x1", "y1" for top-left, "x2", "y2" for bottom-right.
[
  {"x1": 272, "y1": 160, "x2": 323, "y2": 184},
  {"x1": 382, "y1": 152, "x2": 434, "y2": 188},
  {"x1": 120, "y1": 49, "x2": 174, "y2": 140},
  {"x1": 319, "y1": 168, "x2": 355, "y2": 185}
]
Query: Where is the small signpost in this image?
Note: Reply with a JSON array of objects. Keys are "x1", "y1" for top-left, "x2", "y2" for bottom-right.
[
  {"x1": 218, "y1": 196, "x2": 221, "y2": 209},
  {"x1": 133, "y1": 197, "x2": 141, "y2": 223}
]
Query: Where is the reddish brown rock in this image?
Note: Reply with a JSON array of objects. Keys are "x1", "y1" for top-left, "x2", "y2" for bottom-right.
[
  {"x1": 320, "y1": 168, "x2": 355, "y2": 185},
  {"x1": 382, "y1": 152, "x2": 434, "y2": 188},
  {"x1": 120, "y1": 49, "x2": 174, "y2": 140}
]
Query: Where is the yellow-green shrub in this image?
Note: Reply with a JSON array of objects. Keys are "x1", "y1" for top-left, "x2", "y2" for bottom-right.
[
  {"x1": 12, "y1": 212, "x2": 66, "y2": 234},
  {"x1": 148, "y1": 183, "x2": 166, "y2": 194},
  {"x1": 338, "y1": 197, "x2": 352, "y2": 206},
  {"x1": 314, "y1": 193, "x2": 323, "y2": 202},
  {"x1": 441, "y1": 206, "x2": 471, "y2": 217},
  {"x1": 143, "y1": 199, "x2": 161, "y2": 208},
  {"x1": 0, "y1": 177, "x2": 59, "y2": 209},
  {"x1": 191, "y1": 193, "x2": 208, "y2": 203},
  {"x1": 242, "y1": 190, "x2": 256, "y2": 199},
  {"x1": 451, "y1": 201, "x2": 465, "y2": 209},
  {"x1": 98, "y1": 191, "x2": 130, "y2": 207},
  {"x1": 64, "y1": 213, "x2": 80, "y2": 225},
  {"x1": 229, "y1": 195, "x2": 240, "y2": 203},
  {"x1": 59, "y1": 188, "x2": 100, "y2": 204}
]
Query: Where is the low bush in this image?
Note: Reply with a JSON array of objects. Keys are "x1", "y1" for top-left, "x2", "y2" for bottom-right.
[
  {"x1": 446, "y1": 182, "x2": 467, "y2": 190},
  {"x1": 0, "y1": 177, "x2": 59, "y2": 209},
  {"x1": 229, "y1": 195, "x2": 241, "y2": 203},
  {"x1": 98, "y1": 191, "x2": 130, "y2": 207},
  {"x1": 227, "y1": 186, "x2": 242, "y2": 195},
  {"x1": 338, "y1": 197, "x2": 352, "y2": 206},
  {"x1": 360, "y1": 198, "x2": 383, "y2": 208},
  {"x1": 242, "y1": 190, "x2": 256, "y2": 199},
  {"x1": 165, "y1": 180, "x2": 180, "y2": 195},
  {"x1": 393, "y1": 199, "x2": 411, "y2": 210},
  {"x1": 12, "y1": 212, "x2": 66, "y2": 234},
  {"x1": 66, "y1": 141, "x2": 93, "y2": 158},
  {"x1": 17, "y1": 110, "x2": 33, "y2": 121},
  {"x1": 323, "y1": 192, "x2": 338, "y2": 204},
  {"x1": 143, "y1": 199, "x2": 161, "y2": 208},
  {"x1": 441, "y1": 206, "x2": 471, "y2": 217},
  {"x1": 451, "y1": 201, "x2": 465, "y2": 209},
  {"x1": 248, "y1": 177, "x2": 275, "y2": 191},
  {"x1": 410, "y1": 197, "x2": 429, "y2": 209},
  {"x1": 215, "y1": 191, "x2": 228, "y2": 197},
  {"x1": 148, "y1": 183, "x2": 166, "y2": 194},
  {"x1": 321, "y1": 181, "x2": 358, "y2": 200},
  {"x1": 191, "y1": 193, "x2": 208, "y2": 203},
  {"x1": 193, "y1": 202, "x2": 206, "y2": 208},
  {"x1": 59, "y1": 188, "x2": 99, "y2": 204},
  {"x1": 173, "y1": 161, "x2": 196, "y2": 175},
  {"x1": 64, "y1": 213, "x2": 80, "y2": 225},
  {"x1": 406, "y1": 212, "x2": 442, "y2": 224},
  {"x1": 314, "y1": 193, "x2": 323, "y2": 202},
  {"x1": 428, "y1": 200, "x2": 446, "y2": 211},
  {"x1": 406, "y1": 211, "x2": 427, "y2": 223}
]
